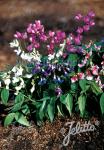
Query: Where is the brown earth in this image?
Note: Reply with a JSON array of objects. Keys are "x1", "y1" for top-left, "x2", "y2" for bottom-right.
[{"x1": 0, "y1": 116, "x2": 104, "y2": 150}]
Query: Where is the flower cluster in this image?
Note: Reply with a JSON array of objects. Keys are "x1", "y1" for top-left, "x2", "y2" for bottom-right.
[
  {"x1": 0, "y1": 11, "x2": 104, "y2": 126},
  {"x1": 7, "y1": 11, "x2": 104, "y2": 95}
]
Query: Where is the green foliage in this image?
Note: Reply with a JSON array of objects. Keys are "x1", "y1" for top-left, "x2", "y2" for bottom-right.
[
  {"x1": 100, "y1": 93, "x2": 104, "y2": 114},
  {"x1": 0, "y1": 19, "x2": 104, "y2": 126},
  {"x1": 60, "y1": 93, "x2": 73, "y2": 115},
  {"x1": 15, "y1": 112, "x2": 30, "y2": 126},
  {"x1": 1, "y1": 88, "x2": 9, "y2": 105},
  {"x1": 4, "y1": 113, "x2": 15, "y2": 127},
  {"x1": 78, "y1": 94, "x2": 86, "y2": 117}
]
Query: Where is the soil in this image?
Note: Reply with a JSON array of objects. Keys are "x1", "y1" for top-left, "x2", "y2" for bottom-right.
[{"x1": 0, "y1": 115, "x2": 104, "y2": 150}]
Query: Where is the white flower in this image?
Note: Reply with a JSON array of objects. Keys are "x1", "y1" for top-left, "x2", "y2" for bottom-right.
[
  {"x1": 48, "y1": 53, "x2": 55, "y2": 60},
  {"x1": 12, "y1": 77, "x2": 20, "y2": 84},
  {"x1": 12, "y1": 66, "x2": 17, "y2": 73},
  {"x1": 0, "y1": 81, "x2": 1, "y2": 87},
  {"x1": 86, "y1": 76, "x2": 93, "y2": 80},
  {"x1": 16, "y1": 66, "x2": 23, "y2": 77},
  {"x1": 4, "y1": 78, "x2": 11, "y2": 89},
  {"x1": 30, "y1": 85, "x2": 35, "y2": 93},
  {"x1": 24, "y1": 74, "x2": 32, "y2": 78},
  {"x1": 10, "y1": 39, "x2": 19, "y2": 48},
  {"x1": 14, "y1": 47, "x2": 21, "y2": 55},
  {"x1": 12, "y1": 65, "x2": 24, "y2": 77},
  {"x1": 30, "y1": 79, "x2": 35, "y2": 93},
  {"x1": 14, "y1": 78, "x2": 25, "y2": 95},
  {"x1": 56, "y1": 51, "x2": 63, "y2": 58}
]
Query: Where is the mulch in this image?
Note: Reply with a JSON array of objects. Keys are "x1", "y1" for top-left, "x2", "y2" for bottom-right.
[{"x1": 0, "y1": 115, "x2": 104, "y2": 150}]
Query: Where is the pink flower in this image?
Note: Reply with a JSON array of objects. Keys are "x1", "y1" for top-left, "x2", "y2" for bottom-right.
[
  {"x1": 77, "y1": 27, "x2": 83, "y2": 34},
  {"x1": 62, "y1": 53, "x2": 67, "y2": 59},
  {"x1": 67, "y1": 45, "x2": 77, "y2": 53},
  {"x1": 78, "y1": 64, "x2": 84, "y2": 68},
  {"x1": 89, "y1": 20, "x2": 95, "y2": 26},
  {"x1": 86, "y1": 70, "x2": 93, "y2": 80},
  {"x1": 27, "y1": 44, "x2": 33, "y2": 51},
  {"x1": 22, "y1": 32, "x2": 28, "y2": 39},
  {"x1": 83, "y1": 25, "x2": 90, "y2": 32},
  {"x1": 27, "y1": 24, "x2": 33, "y2": 33},
  {"x1": 49, "y1": 31, "x2": 55, "y2": 37},
  {"x1": 75, "y1": 13, "x2": 83, "y2": 21},
  {"x1": 71, "y1": 75, "x2": 78, "y2": 83},
  {"x1": 77, "y1": 73, "x2": 85, "y2": 79},
  {"x1": 91, "y1": 65, "x2": 99, "y2": 75},
  {"x1": 74, "y1": 35, "x2": 82, "y2": 45},
  {"x1": 83, "y1": 16, "x2": 90, "y2": 23},
  {"x1": 88, "y1": 11, "x2": 95, "y2": 18},
  {"x1": 14, "y1": 32, "x2": 22, "y2": 39},
  {"x1": 66, "y1": 38, "x2": 71, "y2": 45}
]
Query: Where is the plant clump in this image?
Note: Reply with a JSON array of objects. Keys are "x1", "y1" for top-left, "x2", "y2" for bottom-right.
[{"x1": 0, "y1": 11, "x2": 104, "y2": 126}]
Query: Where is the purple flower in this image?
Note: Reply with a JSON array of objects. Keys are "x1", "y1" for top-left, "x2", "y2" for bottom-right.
[
  {"x1": 88, "y1": 11, "x2": 95, "y2": 18},
  {"x1": 27, "y1": 44, "x2": 33, "y2": 51},
  {"x1": 27, "y1": 24, "x2": 33, "y2": 33},
  {"x1": 83, "y1": 25, "x2": 90, "y2": 32},
  {"x1": 89, "y1": 20, "x2": 95, "y2": 26},
  {"x1": 75, "y1": 13, "x2": 83, "y2": 21},
  {"x1": 22, "y1": 32, "x2": 28, "y2": 39},
  {"x1": 83, "y1": 16, "x2": 90, "y2": 24},
  {"x1": 55, "y1": 87, "x2": 62, "y2": 96},
  {"x1": 53, "y1": 75, "x2": 64, "y2": 84},
  {"x1": 76, "y1": 27, "x2": 83, "y2": 34},
  {"x1": 14, "y1": 32, "x2": 22, "y2": 39},
  {"x1": 67, "y1": 45, "x2": 77, "y2": 53},
  {"x1": 49, "y1": 31, "x2": 55, "y2": 37},
  {"x1": 74, "y1": 35, "x2": 82, "y2": 45},
  {"x1": 38, "y1": 78, "x2": 47, "y2": 85}
]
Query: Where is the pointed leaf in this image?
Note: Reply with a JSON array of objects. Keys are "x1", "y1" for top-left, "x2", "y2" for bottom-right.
[
  {"x1": 15, "y1": 112, "x2": 30, "y2": 126},
  {"x1": 4, "y1": 113, "x2": 15, "y2": 127},
  {"x1": 100, "y1": 93, "x2": 104, "y2": 114},
  {"x1": 79, "y1": 79, "x2": 86, "y2": 91},
  {"x1": 1, "y1": 88, "x2": 9, "y2": 105},
  {"x1": 78, "y1": 95, "x2": 86, "y2": 116},
  {"x1": 65, "y1": 93, "x2": 73, "y2": 115},
  {"x1": 47, "y1": 98, "x2": 55, "y2": 122},
  {"x1": 15, "y1": 93, "x2": 24, "y2": 103}
]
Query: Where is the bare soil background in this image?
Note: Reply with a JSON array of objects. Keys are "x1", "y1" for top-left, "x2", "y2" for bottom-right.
[{"x1": 0, "y1": 0, "x2": 104, "y2": 149}]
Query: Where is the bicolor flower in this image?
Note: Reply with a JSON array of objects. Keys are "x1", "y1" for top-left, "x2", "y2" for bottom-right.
[
  {"x1": 91, "y1": 65, "x2": 99, "y2": 75},
  {"x1": 71, "y1": 75, "x2": 78, "y2": 83}
]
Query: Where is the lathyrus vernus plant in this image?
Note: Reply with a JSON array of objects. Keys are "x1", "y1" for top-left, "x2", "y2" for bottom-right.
[{"x1": 0, "y1": 11, "x2": 104, "y2": 126}]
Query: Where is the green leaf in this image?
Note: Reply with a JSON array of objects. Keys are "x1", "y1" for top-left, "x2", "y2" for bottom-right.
[
  {"x1": 1, "y1": 88, "x2": 9, "y2": 105},
  {"x1": 71, "y1": 83, "x2": 77, "y2": 92},
  {"x1": 79, "y1": 79, "x2": 86, "y2": 91},
  {"x1": 15, "y1": 112, "x2": 30, "y2": 126},
  {"x1": 39, "y1": 100, "x2": 47, "y2": 120},
  {"x1": 68, "y1": 54, "x2": 78, "y2": 66},
  {"x1": 100, "y1": 93, "x2": 104, "y2": 114},
  {"x1": 15, "y1": 93, "x2": 24, "y2": 103},
  {"x1": 60, "y1": 93, "x2": 73, "y2": 115},
  {"x1": 65, "y1": 93, "x2": 73, "y2": 115},
  {"x1": 60, "y1": 94, "x2": 67, "y2": 104},
  {"x1": 78, "y1": 95, "x2": 86, "y2": 117},
  {"x1": 91, "y1": 82, "x2": 103, "y2": 95},
  {"x1": 12, "y1": 102, "x2": 23, "y2": 112},
  {"x1": 4, "y1": 113, "x2": 15, "y2": 127},
  {"x1": 22, "y1": 104, "x2": 30, "y2": 115},
  {"x1": 47, "y1": 98, "x2": 55, "y2": 122},
  {"x1": 57, "y1": 104, "x2": 64, "y2": 116}
]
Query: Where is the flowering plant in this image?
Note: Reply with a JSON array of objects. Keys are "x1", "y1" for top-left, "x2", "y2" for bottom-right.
[{"x1": 0, "y1": 11, "x2": 104, "y2": 126}]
